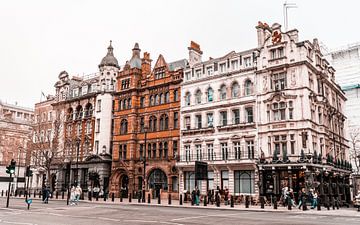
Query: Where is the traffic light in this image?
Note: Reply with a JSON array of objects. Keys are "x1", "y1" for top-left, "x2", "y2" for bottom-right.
[
  {"x1": 6, "y1": 160, "x2": 16, "y2": 175},
  {"x1": 26, "y1": 166, "x2": 33, "y2": 177}
]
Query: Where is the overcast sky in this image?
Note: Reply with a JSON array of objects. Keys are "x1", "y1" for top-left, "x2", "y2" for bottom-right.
[{"x1": 1, "y1": 0, "x2": 359, "y2": 108}]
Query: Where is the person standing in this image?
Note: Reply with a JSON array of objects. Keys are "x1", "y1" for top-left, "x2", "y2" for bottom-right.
[
  {"x1": 75, "y1": 185, "x2": 82, "y2": 205},
  {"x1": 70, "y1": 185, "x2": 76, "y2": 205},
  {"x1": 44, "y1": 186, "x2": 50, "y2": 204},
  {"x1": 297, "y1": 188, "x2": 306, "y2": 209},
  {"x1": 311, "y1": 190, "x2": 318, "y2": 209},
  {"x1": 224, "y1": 187, "x2": 229, "y2": 206},
  {"x1": 195, "y1": 186, "x2": 200, "y2": 206}
]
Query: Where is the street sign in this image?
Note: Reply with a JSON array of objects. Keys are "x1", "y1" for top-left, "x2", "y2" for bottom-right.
[
  {"x1": 27, "y1": 199, "x2": 32, "y2": 204},
  {"x1": 195, "y1": 161, "x2": 208, "y2": 180}
]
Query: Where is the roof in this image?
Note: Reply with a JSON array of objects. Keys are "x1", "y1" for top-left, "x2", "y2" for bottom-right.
[{"x1": 168, "y1": 59, "x2": 188, "y2": 71}]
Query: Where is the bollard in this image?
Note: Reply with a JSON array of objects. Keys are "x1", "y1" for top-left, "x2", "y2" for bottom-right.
[
  {"x1": 34, "y1": 191, "x2": 37, "y2": 198},
  {"x1": 326, "y1": 196, "x2": 330, "y2": 210},
  {"x1": 260, "y1": 196, "x2": 265, "y2": 209},
  {"x1": 120, "y1": 193, "x2": 123, "y2": 202},
  {"x1": 15, "y1": 190, "x2": 18, "y2": 197},
  {"x1": 112, "y1": 193, "x2": 115, "y2": 202},
  {"x1": 128, "y1": 193, "x2": 131, "y2": 203},
  {"x1": 204, "y1": 195, "x2": 207, "y2": 206},
  {"x1": 138, "y1": 192, "x2": 141, "y2": 203},
  {"x1": 56, "y1": 191, "x2": 59, "y2": 199},
  {"x1": 19, "y1": 191, "x2": 23, "y2": 197},
  {"x1": 179, "y1": 194, "x2": 183, "y2": 205},
  {"x1": 39, "y1": 191, "x2": 42, "y2": 199},
  {"x1": 158, "y1": 194, "x2": 161, "y2": 204},
  {"x1": 273, "y1": 196, "x2": 278, "y2": 209},
  {"x1": 88, "y1": 192, "x2": 92, "y2": 201},
  {"x1": 317, "y1": 197, "x2": 321, "y2": 211},
  {"x1": 1, "y1": 190, "x2": 3, "y2": 197},
  {"x1": 96, "y1": 194, "x2": 99, "y2": 201},
  {"x1": 336, "y1": 197, "x2": 339, "y2": 210},
  {"x1": 168, "y1": 194, "x2": 171, "y2": 205},
  {"x1": 148, "y1": 193, "x2": 151, "y2": 204},
  {"x1": 104, "y1": 193, "x2": 107, "y2": 201},
  {"x1": 230, "y1": 195, "x2": 234, "y2": 208},
  {"x1": 288, "y1": 197, "x2": 292, "y2": 210},
  {"x1": 6, "y1": 190, "x2": 8, "y2": 197},
  {"x1": 332, "y1": 196, "x2": 335, "y2": 210},
  {"x1": 245, "y1": 196, "x2": 250, "y2": 208},
  {"x1": 216, "y1": 194, "x2": 220, "y2": 207}
]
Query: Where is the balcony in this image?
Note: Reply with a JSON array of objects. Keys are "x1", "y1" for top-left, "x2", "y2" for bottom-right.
[
  {"x1": 182, "y1": 126, "x2": 215, "y2": 136},
  {"x1": 178, "y1": 151, "x2": 256, "y2": 164}
]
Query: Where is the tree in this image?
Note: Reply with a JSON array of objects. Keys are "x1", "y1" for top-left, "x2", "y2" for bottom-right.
[
  {"x1": 349, "y1": 127, "x2": 360, "y2": 173},
  {"x1": 30, "y1": 110, "x2": 64, "y2": 190}
]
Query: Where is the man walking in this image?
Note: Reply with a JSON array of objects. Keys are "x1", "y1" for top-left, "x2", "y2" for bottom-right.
[{"x1": 75, "y1": 185, "x2": 82, "y2": 205}]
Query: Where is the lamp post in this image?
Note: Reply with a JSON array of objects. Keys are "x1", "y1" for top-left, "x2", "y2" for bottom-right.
[
  {"x1": 74, "y1": 140, "x2": 80, "y2": 186},
  {"x1": 142, "y1": 126, "x2": 148, "y2": 203}
]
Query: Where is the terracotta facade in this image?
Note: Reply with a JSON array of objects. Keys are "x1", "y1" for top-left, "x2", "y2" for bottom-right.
[{"x1": 110, "y1": 44, "x2": 185, "y2": 199}]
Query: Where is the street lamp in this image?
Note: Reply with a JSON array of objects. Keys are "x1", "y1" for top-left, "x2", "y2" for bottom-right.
[
  {"x1": 142, "y1": 126, "x2": 148, "y2": 203},
  {"x1": 75, "y1": 140, "x2": 80, "y2": 186}
]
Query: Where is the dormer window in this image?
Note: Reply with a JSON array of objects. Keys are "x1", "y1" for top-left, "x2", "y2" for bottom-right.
[
  {"x1": 155, "y1": 68, "x2": 166, "y2": 79},
  {"x1": 219, "y1": 63, "x2": 226, "y2": 73},
  {"x1": 231, "y1": 60, "x2": 238, "y2": 70},
  {"x1": 195, "y1": 69, "x2": 202, "y2": 78},
  {"x1": 270, "y1": 48, "x2": 284, "y2": 59}
]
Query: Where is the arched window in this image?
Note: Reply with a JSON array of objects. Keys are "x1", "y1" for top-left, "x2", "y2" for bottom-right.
[
  {"x1": 118, "y1": 100, "x2": 122, "y2": 111},
  {"x1": 120, "y1": 119, "x2": 128, "y2": 134},
  {"x1": 244, "y1": 79, "x2": 253, "y2": 96},
  {"x1": 195, "y1": 90, "x2": 202, "y2": 104},
  {"x1": 159, "y1": 94, "x2": 165, "y2": 104},
  {"x1": 76, "y1": 105, "x2": 83, "y2": 120},
  {"x1": 160, "y1": 114, "x2": 169, "y2": 131},
  {"x1": 85, "y1": 103, "x2": 93, "y2": 117},
  {"x1": 155, "y1": 94, "x2": 159, "y2": 105},
  {"x1": 220, "y1": 85, "x2": 227, "y2": 100},
  {"x1": 122, "y1": 99, "x2": 127, "y2": 109},
  {"x1": 185, "y1": 92, "x2": 191, "y2": 106},
  {"x1": 127, "y1": 98, "x2": 131, "y2": 109},
  {"x1": 165, "y1": 92, "x2": 170, "y2": 103},
  {"x1": 231, "y1": 82, "x2": 240, "y2": 98},
  {"x1": 150, "y1": 95, "x2": 154, "y2": 106},
  {"x1": 207, "y1": 87, "x2": 214, "y2": 102},
  {"x1": 149, "y1": 116, "x2": 157, "y2": 132}
]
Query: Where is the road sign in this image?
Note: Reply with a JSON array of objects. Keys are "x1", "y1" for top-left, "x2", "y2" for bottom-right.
[{"x1": 27, "y1": 199, "x2": 32, "y2": 204}]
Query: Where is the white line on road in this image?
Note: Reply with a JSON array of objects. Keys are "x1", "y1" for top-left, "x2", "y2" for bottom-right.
[
  {"x1": 0, "y1": 220, "x2": 37, "y2": 225},
  {"x1": 171, "y1": 213, "x2": 242, "y2": 221}
]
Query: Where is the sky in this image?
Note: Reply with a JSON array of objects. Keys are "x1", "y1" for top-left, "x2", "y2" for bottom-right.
[{"x1": 1, "y1": 0, "x2": 359, "y2": 109}]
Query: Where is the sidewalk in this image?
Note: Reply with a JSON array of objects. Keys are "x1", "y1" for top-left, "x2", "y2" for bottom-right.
[{"x1": 2, "y1": 195, "x2": 360, "y2": 217}]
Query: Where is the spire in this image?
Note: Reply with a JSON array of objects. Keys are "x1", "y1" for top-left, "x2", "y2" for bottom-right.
[
  {"x1": 107, "y1": 40, "x2": 114, "y2": 55},
  {"x1": 132, "y1": 42, "x2": 140, "y2": 58}
]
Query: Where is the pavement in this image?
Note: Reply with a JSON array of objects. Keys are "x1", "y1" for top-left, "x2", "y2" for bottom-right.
[{"x1": 0, "y1": 196, "x2": 360, "y2": 225}]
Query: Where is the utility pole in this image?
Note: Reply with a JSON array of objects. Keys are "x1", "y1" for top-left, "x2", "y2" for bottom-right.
[{"x1": 283, "y1": 1, "x2": 297, "y2": 32}]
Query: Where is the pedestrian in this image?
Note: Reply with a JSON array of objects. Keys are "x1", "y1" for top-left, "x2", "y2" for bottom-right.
[
  {"x1": 311, "y1": 190, "x2": 318, "y2": 209},
  {"x1": 195, "y1": 186, "x2": 200, "y2": 206},
  {"x1": 297, "y1": 188, "x2": 306, "y2": 209},
  {"x1": 93, "y1": 186, "x2": 100, "y2": 198},
  {"x1": 75, "y1": 185, "x2": 82, "y2": 205},
  {"x1": 44, "y1": 186, "x2": 50, "y2": 204},
  {"x1": 70, "y1": 185, "x2": 76, "y2": 205},
  {"x1": 224, "y1": 187, "x2": 229, "y2": 206},
  {"x1": 288, "y1": 188, "x2": 296, "y2": 207},
  {"x1": 191, "y1": 188, "x2": 195, "y2": 206}
]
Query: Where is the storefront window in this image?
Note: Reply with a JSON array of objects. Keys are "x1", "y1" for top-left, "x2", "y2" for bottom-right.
[
  {"x1": 221, "y1": 171, "x2": 229, "y2": 190},
  {"x1": 234, "y1": 170, "x2": 254, "y2": 194}
]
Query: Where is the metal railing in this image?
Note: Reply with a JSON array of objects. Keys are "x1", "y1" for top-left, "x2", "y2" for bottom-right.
[{"x1": 179, "y1": 151, "x2": 255, "y2": 162}]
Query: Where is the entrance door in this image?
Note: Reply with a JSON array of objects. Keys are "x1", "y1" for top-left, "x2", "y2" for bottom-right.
[{"x1": 120, "y1": 175, "x2": 129, "y2": 198}]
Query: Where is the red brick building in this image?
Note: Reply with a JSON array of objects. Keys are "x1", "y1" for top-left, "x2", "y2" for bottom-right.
[{"x1": 110, "y1": 43, "x2": 186, "y2": 199}]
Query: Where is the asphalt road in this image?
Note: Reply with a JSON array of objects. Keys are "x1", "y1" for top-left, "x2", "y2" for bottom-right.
[{"x1": 0, "y1": 198, "x2": 359, "y2": 225}]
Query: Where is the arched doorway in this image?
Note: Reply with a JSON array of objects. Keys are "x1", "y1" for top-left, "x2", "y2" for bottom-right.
[
  {"x1": 120, "y1": 175, "x2": 129, "y2": 198},
  {"x1": 148, "y1": 169, "x2": 168, "y2": 198}
]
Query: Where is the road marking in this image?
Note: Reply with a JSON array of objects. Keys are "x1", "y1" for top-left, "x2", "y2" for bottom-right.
[
  {"x1": 0, "y1": 220, "x2": 37, "y2": 225},
  {"x1": 171, "y1": 213, "x2": 242, "y2": 221}
]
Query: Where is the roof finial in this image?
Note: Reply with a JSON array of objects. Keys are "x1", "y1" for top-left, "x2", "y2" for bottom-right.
[{"x1": 110, "y1": 40, "x2": 112, "y2": 46}]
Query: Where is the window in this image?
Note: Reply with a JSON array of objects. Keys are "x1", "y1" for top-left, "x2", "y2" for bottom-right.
[
  {"x1": 290, "y1": 134, "x2": 295, "y2": 155},
  {"x1": 173, "y1": 141, "x2": 178, "y2": 159},
  {"x1": 273, "y1": 102, "x2": 286, "y2": 121},
  {"x1": 127, "y1": 98, "x2": 131, "y2": 109},
  {"x1": 185, "y1": 116, "x2": 190, "y2": 130},
  {"x1": 221, "y1": 170, "x2": 229, "y2": 189},
  {"x1": 185, "y1": 92, "x2": 191, "y2": 106},
  {"x1": 140, "y1": 117, "x2": 145, "y2": 132},
  {"x1": 244, "y1": 80, "x2": 253, "y2": 96},
  {"x1": 121, "y1": 78, "x2": 130, "y2": 89},
  {"x1": 195, "y1": 69, "x2": 202, "y2": 78},
  {"x1": 270, "y1": 48, "x2": 284, "y2": 59},
  {"x1": 220, "y1": 85, "x2": 227, "y2": 100},
  {"x1": 206, "y1": 67, "x2": 213, "y2": 75},
  {"x1": 245, "y1": 107, "x2": 253, "y2": 123},
  {"x1": 149, "y1": 116, "x2": 157, "y2": 132},
  {"x1": 159, "y1": 143, "x2": 163, "y2": 159},
  {"x1": 195, "y1": 115, "x2": 202, "y2": 129},
  {"x1": 119, "y1": 144, "x2": 127, "y2": 160},
  {"x1": 165, "y1": 92, "x2": 170, "y2": 103},
  {"x1": 220, "y1": 111, "x2": 227, "y2": 126},
  {"x1": 232, "y1": 109, "x2": 240, "y2": 124},
  {"x1": 95, "y1": 141, "x2": 99, "y2": 154},
  {"x1": 195, "y1": 90, "x2": 202, "y2": 104},
  {"x1": 231, "y1": 60, "x2": 238, "y2": 70},
  {"x1": 234, "y1": 171, "x2": 254, "y2": 194},
  {"x1": 148, "y1": 143, "x2": 152, "y2": 159},
  {"x1": 273, "y1": 135, "x2": 287, "y2": 156},
  {"x1": 234, "y1": 141, "x2": 241, "y2": 159},
  {"x1": 174, "y1": 89, "x2": 179, "y2": 101},
  {"x1": 289, "y1": 101, "x2": 294, "y2": 120},
  {"x1": 159, "y1": 93, "x2": 164, "y2": 104},
  {"x1": 207, "y1": 144, "x2": 214, "y2": 161},
  {"x1": 221, "y1": 143, "x2": 228, "y2": 160},
  {"x1": 244, "y1": 57, "x2": 251, "y2": 67},
  {"x1": 150, "y1": 95, "x2": 154, "y2": 106},
  {"x1": 272, "y1": 72, "x2": 287, "y2": 90},
  {"x1": 155, "y1": 94, "x2": 159, "y2": 105},
  {"x1": 173, "y1": 112, "x2": 179, "y2": 129},
  {"x1": 207, "y1": 113, "x2": 213, "y2": 127},
  {"x1": 196, "y1": 144, "x2": 202, "y2": 161},
  {"x1": 96, "y1": 119, "x2": 100, "y2": 133},
  {"x1": 207, "y1": 171, "x2": 214, "y2": 190},
  {"x1": 164, "y1": 142, "x2": 168, "y2": 159},
  {"x1": 318, "y1": 107, "x2": 322, "y2": 124},
  {"x1": 207, "y1": 88, "x2": 214, "y2": 102},
  {"x1": 231, "y1": 82, "x2": 240, "y2": 98},
  {"x1": 122, "y1": 99, "x2": 127, "y2": 110},
  {"x1": 185, "y1": 72, "x2": 191, "y2": 80},
  {"x1": 155, "y1": 68, "x2": 165, "y2": 79},
  {"x1": 97, "y1": 100, "x2": 101, "y2": 112},
  {"x1": 246, "y1": 140, "x2": 254, "y2": 159},
  {"x1": 120, "y1": 119, "x2": 128, "y2": 134},
  {"x1": 219, "y1": 63, "x2": 226, "y2": 73},
  {"x1": 185, "y1": 145, "x2": 191, "y2": 161},
  {"x1": 77, "y1": 122, "x2": 82, "y2": 135},
  {"x1": 152, "y1": 143, "x2": 156, "y2": 159},
  {"x1": 140, "y1": 97, "x2": 145, "y2": 108},
  {"x1": 160, "y1": 114, "x2": 169, "y2": 131}
]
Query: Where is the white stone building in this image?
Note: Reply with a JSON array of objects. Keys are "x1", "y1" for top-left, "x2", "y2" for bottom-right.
[
  {"x1": 177, "y1": 23, "x2": 352, "y2": 205},
  {"x1": 177, "y1": 41, "x2": 259, "y2": 197}
]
